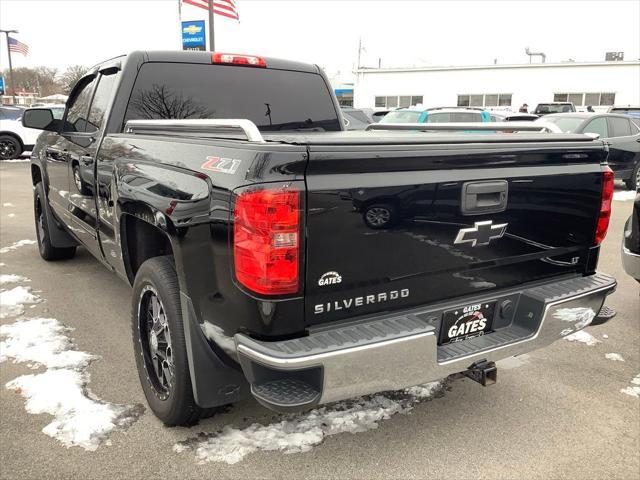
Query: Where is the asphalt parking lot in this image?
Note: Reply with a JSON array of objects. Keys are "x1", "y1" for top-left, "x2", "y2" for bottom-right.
[{"x1": 1, "y1": 160, "x2": 638, "y2": 480}]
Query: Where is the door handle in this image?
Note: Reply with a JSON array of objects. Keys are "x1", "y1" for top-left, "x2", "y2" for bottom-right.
[
  {"x1": 80, "y1": 155, "x2": 94, "y2": 166},
  {"x1": 461, "y1": 180, "x2": 509, "y2": 215},
  {"x1": 46, "y1": 148, "x2": 66, "y2": 161}
]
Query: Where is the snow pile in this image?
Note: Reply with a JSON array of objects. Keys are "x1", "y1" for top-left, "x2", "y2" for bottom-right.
[
  {"x1": 605, "y1": 353, "x2": 625, "y2": 362},
  {"x1": 0, "y1": 286, "x2": 40, "y2": 318},
  {"x1": 613, "y1": 190, "x2": 637, "y2": 202},
  {"x1": 1, "y1": 317, "x2": 143, "y2": 450},
  {"x1": 564, "y1": 330, "x2": 600, "y2": 346},
  {"x1": 174, "y1": 381, "x2": 444, "y2": 464},
  {"x1": 0, "y1": 274, "x2": 28, "y2": 285},
  {"x1": 2, "y1": 202, "x2": 15, "y2": 207},
  {"x1": 621, "y1": 374, "x2": 640, "y2": 398},
  {"x1": 2, "y1": 158, "x2": 30, "y2": 163},
  {"x1": 0, "y1": 239, "x2": 37, "y2": 254}
]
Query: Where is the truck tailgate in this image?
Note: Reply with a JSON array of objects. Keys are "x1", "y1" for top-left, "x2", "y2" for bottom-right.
[{"x1": 303, "y1": 138, "x2": 607, "y2": 325}]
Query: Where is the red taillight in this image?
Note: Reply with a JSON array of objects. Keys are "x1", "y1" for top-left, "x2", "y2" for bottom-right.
[
  {"x1": 233, "y1": 186, "x2": 301, "y2": 295},
  {"x1": 212, "y1": 52, "x2": 267, "y2": 68},
  {"x1": 595, "y1": 167, "x2": 614, "y2": 245}
]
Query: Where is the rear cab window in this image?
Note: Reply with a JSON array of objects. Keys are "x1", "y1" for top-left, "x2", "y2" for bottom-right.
[{"x1": 123, "y1": 63, "x2": 341, "y2": 132}]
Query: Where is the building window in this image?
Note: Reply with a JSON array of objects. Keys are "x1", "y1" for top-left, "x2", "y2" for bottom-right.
[
  {"x1": 374, "y1": 95, "x2": 423, "y2": 108},
  {"x1": 457, "y1": 94, "x2": 512, "y2": 108},
  {"x1": 568, "y1": 93, "x2": 583, "y2": 106},
  {"x1": 553, "y1": 92, "x2": 616, "y2": 106}
]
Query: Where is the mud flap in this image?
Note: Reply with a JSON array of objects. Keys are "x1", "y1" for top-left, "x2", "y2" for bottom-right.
[
  {"x1": 37, "y1": 182, "x2": 77, "y2": 248},
  {"x1": 180, "y1": 292, "x2": 249, "y2": 408}
]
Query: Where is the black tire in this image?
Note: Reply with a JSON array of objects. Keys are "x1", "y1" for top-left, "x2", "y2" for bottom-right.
[
  {"x1": 34, "y1": 182, "x2": 76, "y2": 261},
  {"x1": 624, "y1": 162, "x2": 640, "y2": 191},
  {"x1": 363, "y1": 203, "x2": 398, "y2": 229},
  {"x1": 131, "y1": 256, "x2": 212, "y2": 426},
  {"x1": 0, "y1": 135, "x2": 23, "y2": 160}
]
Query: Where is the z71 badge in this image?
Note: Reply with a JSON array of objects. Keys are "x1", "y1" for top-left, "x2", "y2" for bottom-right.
[{"x1": 201, "y1": 156, "x2": 242, "y2": 174}]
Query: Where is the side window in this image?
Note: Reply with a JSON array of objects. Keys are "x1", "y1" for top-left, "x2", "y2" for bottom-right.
[
  {"x1": 583, "y1": 117, "x2": 609, "y2": 138},
  {"x1": 609, "y1": 117, "x2": 632, "y2": 137},
  {"x1": 87, "y1": 72, "x2": 119, "y2": 133},
  {"x1": 65, "y1": 77, "x2": 97, "y2": 133}
]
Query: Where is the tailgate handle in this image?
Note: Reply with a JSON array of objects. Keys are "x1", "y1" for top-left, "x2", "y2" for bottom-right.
[{"x1": 461, "y1": 180, "x2": 508, "y2": 215}]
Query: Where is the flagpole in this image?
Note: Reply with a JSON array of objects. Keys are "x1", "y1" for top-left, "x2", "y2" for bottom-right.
[
  {"x1": 0, "y1": 29, "x2": 18, "y2": 104},
  {"x1": 208, "y1": 1, "x2": 215, "y2": 51}
]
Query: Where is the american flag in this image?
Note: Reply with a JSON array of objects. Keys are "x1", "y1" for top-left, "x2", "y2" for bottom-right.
[
  {"x1": 8, "y1": 37, "x2": 29, "y2": 56},
  {"x1": 182, "y1": 0, "x2": 239, "y2": 20}
]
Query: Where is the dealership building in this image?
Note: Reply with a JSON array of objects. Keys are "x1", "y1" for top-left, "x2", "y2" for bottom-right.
[{"x1": 351, "y1": 60, "x2": 640, "y2": 112}]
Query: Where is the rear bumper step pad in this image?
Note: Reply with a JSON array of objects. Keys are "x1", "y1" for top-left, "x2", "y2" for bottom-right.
[{"x1": 235, "y1": 272, "x2": 616, "y2": 412}]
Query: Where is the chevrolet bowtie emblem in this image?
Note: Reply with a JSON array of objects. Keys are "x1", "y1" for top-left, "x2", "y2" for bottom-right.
[{"x1": 453, "y1": 220, "x2": 508, "y2": 247}]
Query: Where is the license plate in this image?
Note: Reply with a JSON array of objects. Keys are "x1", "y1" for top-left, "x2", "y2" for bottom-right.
[{"x1": 439, "y1": 301, "x2": 496, "y2": 345}]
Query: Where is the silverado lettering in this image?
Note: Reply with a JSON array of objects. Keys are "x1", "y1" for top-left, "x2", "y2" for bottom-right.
[{"x1": 314, "y1": 288, "x2": 410, "y2": 314}]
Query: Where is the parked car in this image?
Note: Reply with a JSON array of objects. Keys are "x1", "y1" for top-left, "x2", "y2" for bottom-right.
[
  {"x1": 0, "y1": 105, "x2": 64, "y2": 160},
  {"x1": 341, "y1": 107, "x2": 371, "y2": 130},
  {"x1": 536, "y1": 113, "x2": 640, "y2": 190},
  {"x1": 23, "y1": 51, "x2": 616, "y2": 427},
  {"x1": 371, "y1": 109, "x2": 391, "y2": 122},
  {"x1": 490, "y1": 112, "x2": 538, "y2": 122},
  {"x1": 608, "y1": 106, "x2": 640, "y2": 120},
  {"x1": 622, "y1": 191, "x2": 640, "y2": 282},
  {"x1": 380, "y1": 107, "x2": 491, "y2": 124},
  {"x1": 532, "y1": 102, "x2": 576, "y2": 116}
]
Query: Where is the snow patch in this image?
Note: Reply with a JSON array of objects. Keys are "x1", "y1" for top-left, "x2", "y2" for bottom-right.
[
  {"x1": 631, "y1": 374, "x2": 640, "y2": 386},
  {"x1": 0, "y1": 274, "x2": 28, "y2": 285},
  {"x1": 175, "y1": 381, "x2": 445, "y2": 464},
  {"x1": 1, "y1": 158, "x2": 30, "y2": 163},
  {"x1": 2, "y1": 202, "x2": 14, "y2": 207},
  {"x1": 0, "y1": 239, "x2": 37, "y2": 254},
  {"x1": 613, "y1": 190, "x2": 637, "y2": 201},
  {"x1": 0, "y1": 318, "x2": 93, "y2": 368},
  {"x1": 0, "y1": 286, "x2": 40, "y2": 318},
  {"x1": 7, "y1": 213, "x2": 15, "y2": 218},
  {"x1": 605, "y1": 353, "x2": 625, "y2": 362},
  {"x1": 1, "y1": 317, "x2": 143, "y2": 450},
  {"x1": 564, "y1": 330, "x2": 600, "y2": 346},
  {"x1": 602, "y1": 334, "x2": 609, "y2": 339},
  {"x1": 553, "y1": 307, "x2": 596, "y2": 329}
]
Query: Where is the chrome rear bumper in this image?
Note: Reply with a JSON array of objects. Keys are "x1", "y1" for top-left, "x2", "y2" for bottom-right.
[{"x1": 235, "y1": 273, "x2": 616, "y2": 412}]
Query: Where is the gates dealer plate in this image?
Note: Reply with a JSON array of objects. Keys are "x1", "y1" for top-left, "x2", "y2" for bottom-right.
[{"x1": 439, "y1": 301, "x2": 496, "y2": 345}]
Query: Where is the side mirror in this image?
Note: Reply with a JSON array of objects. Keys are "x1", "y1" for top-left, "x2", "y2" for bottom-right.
[{"x1": 22, "y1": 108, "x2": 56, "y2": 131}]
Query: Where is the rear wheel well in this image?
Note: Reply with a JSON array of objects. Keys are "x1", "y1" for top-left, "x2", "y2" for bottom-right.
[{"x1": 122, "y1": 215, "x2": 173, "y2": 283}]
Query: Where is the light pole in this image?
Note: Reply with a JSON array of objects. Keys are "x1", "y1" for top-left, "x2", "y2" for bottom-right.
[{"x1": 0, "y1": 29, "x2": 19, "y2": 104}]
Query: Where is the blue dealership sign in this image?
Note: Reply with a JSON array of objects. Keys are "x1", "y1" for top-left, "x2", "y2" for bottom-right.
[
  {"x1": 0, "y1": 77, "x2": 5, "y2": 96},
  {"x1": 182, "y1": 20, "x2": 206, "y2": 51}
]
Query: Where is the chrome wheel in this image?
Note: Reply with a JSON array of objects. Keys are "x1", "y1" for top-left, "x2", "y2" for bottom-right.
[
  {"x1": 365, "y1": 207, "x2": 391, "y2": 227},
  {"x1": 138, "y1": 285, "x2": 174, "y2": 400}
]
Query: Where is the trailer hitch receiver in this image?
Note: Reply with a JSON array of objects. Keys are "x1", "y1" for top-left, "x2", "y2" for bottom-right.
[{"x1": 464, "y1": 359, "x2": 497, "y2": 386}]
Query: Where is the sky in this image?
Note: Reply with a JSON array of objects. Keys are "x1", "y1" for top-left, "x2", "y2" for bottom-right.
[{"x1": 1, "y1": 0, "x2": 639, "y2": 82}]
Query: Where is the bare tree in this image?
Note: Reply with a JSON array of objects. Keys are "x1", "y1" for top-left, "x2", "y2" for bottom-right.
[
  {"x1": 0, "y1": 66, "x2": 60, "y2": 96},
  {"x1": 127, "y1": 84, "x2": 212, "y2": 120},
  {"x1": 60, "y1": 65, "x2": 89, "y2": 94}
]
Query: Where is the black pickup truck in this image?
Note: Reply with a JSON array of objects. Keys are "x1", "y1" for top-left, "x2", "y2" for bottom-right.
[{"x1": 23, "y1": 51, "x2": 617, "y2": 426}]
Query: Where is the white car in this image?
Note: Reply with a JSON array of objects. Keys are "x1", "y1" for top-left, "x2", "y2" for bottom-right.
[{"x1": 0, "y1": 105, "x2": 65, "y2": 160}]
